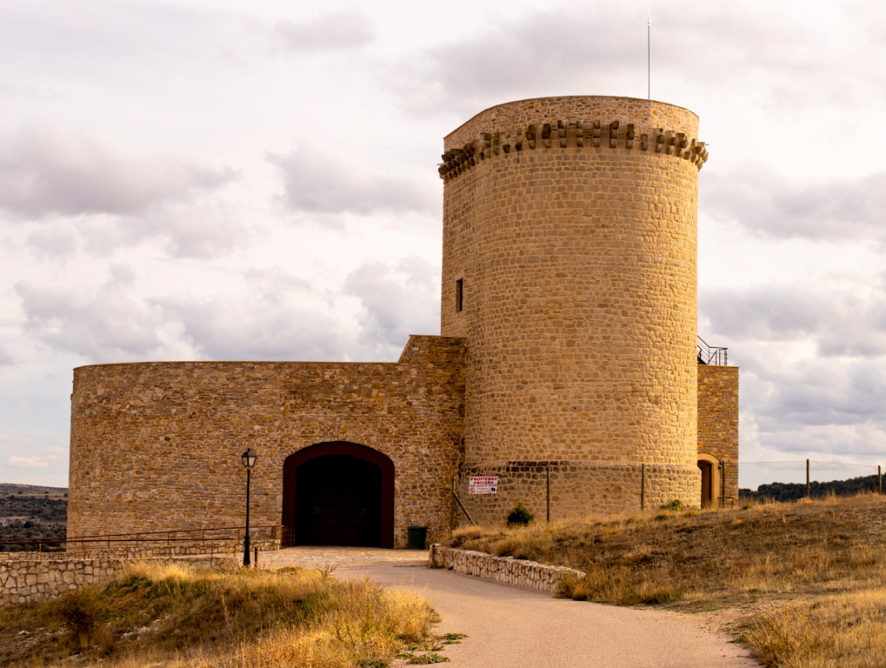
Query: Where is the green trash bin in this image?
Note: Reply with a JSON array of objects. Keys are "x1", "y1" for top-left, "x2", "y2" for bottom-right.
[{"x1": 407, "y1": 526, "x2": 428, "y2": 550}]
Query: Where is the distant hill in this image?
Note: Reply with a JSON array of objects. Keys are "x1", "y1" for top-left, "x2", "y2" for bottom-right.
[
  {"x1": 740, "y1": 474, "x2": 882, "y2": 502},
  {"x1": 0, "y1": 483, "x2": 67, "y2": 496},
  {"x1": 0, "y1": 484, "x2": 67, "y2": 551}
]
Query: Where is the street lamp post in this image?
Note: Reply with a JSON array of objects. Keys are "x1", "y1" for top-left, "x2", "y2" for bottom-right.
[{"x1": 241, "y1": 448, "x2": 257, "y2": 566}]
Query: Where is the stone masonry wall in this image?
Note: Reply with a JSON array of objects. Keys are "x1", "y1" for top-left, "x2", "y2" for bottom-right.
[
  {"x1": 0, "y1": 554, "x2": 236, "y2": 607},
  {"x1": 697, "y1": 364, "x2": 740, "y2": 505},
  {"x1": 68, "y1": 335, "x2": 464, "y2": 549},
  {"x1": 441, "y1": 96, "x2": 704, "y2": 521},
  {"x1": 454, "y1": 461, "x2": 698, "y2": 527},
  {"x1": 429, "y1": 545, "x2": 584, "y2": 593}
]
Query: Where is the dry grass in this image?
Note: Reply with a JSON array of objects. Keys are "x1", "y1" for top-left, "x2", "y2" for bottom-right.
[
  {"x1": 449, "y1": 493, "x2": 886, "y2": 666},
  {"x1": 743, "y1": 588, "x2": 886, "y2": 667},
  {"x1": 0, "y1": 562, "x2": 439, "y2": 667}
]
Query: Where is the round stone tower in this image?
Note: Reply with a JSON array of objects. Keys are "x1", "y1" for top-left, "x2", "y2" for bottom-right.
[{"x1": 440, "y1": 96, "x2": 708, "y2": 520}]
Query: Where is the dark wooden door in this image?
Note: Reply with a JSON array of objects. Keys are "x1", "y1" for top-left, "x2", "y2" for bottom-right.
[
  {"x1": 699, "y1": 460, "x2": 713, "y2": 507},
  {"x1": 294, "y1": 454, "x2": 382, "y2": 546}
]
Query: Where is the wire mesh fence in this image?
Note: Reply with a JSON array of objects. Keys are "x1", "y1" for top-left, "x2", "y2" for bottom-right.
[{"x1": 739, "y1": 459, "x2": 884, "y2": 500}]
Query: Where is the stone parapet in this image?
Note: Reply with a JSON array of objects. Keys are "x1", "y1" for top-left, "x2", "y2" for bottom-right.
[
  {"x1": 429, "y1": 544, "x2": 584, "y2": 593},
  {"x1": 440, "y1": 119, "x2": 707, "y2": 181}
]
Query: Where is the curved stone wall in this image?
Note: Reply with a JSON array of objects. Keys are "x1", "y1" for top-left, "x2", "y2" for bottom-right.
[
  {"x1": 441, "y1": 96, "x2": 702, "y2": 516},
  {"x1": 68, "y1": 336, "x2": 464, "y2": 548}
]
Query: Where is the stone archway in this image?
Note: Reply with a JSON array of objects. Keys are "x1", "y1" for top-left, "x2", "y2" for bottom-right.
[
  {"x1": 282, "y1": 442, "x2": 394, "y2": 548},
  {"x1": 697, "y1": 453, "x2": 721, "y2": 508}
]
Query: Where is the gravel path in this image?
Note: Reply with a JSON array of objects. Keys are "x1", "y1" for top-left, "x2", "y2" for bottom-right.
[{"x1": 259, "y1": 547, "x2": 760, "y2": 668}]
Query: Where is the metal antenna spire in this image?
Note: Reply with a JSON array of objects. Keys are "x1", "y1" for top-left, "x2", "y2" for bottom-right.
[{"x1": 647, "y1": 10, "x2": 652, "y2": 100}]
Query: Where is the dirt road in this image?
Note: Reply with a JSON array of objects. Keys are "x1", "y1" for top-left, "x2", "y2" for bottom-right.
[{"x1": 260, "y1": 547, "x2": 759, "y2": 667}]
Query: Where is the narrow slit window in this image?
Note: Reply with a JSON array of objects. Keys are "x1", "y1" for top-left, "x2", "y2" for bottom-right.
[{"x1": 455, "y1": 278, "x2": 464, "y2": 312}]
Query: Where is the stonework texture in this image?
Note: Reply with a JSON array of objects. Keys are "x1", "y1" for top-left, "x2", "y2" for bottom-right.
[
  {"x1": 69, "y1": 336, "x2": 464, "y2": 549},
  {"x1": 0, "y1": 555, "x2": 235, "y2": 607},
  {"x1": 697, "y1": 364, "x2": 740, "y2": 505},
  {"x1": 67, "y1": 95, "x2": 739, "y2": 546},
  {"x1": 429, "y1": 544, "x2": 584, "y2": 593},
  {"x1": 442, "y1": 96, "x2": 706, "y2": 522}
]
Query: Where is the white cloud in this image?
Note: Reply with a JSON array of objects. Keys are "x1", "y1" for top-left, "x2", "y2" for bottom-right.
[
  {"x1": 0, "y1": 124, "x2": 235, "y2": 219},
  {"x1": 152, "y1": 267, "x2": 357, "y2": 362},
  {"x1": 14, "y1": 269, "x2": 168, "y2": 362},
  {"x1": 701, "y1": 282, "x2": 886, "y2": 357},
  {"x1": 72, "y1": 197, "x2": 250, "y2": 259},
  {"x1": 25, "y1": 227, "x2": 79, "y2": 259},
  {"x1": 269, "y1": 146, "x2": 436, "y2": 218},
  {"x1": 2, "y1": 0, "x2": 886, "y2": 489},
  {"x1": 273, "y1": 13, "x2": 374, "y2": 53},
  {"x1": 45, "y1": 446, "x2": 66, "y2": 462},
  {"x1": 705, "y1": 168, "x2": 886, "y2": 242},
  {"x1": 8, "y1": 455, "x2": 49, "y2": 468},
  {"x1": 344, "y1": 258, "x2": 439, "y2": 358}
]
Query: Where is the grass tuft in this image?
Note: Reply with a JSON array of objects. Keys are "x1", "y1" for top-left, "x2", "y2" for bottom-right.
[
  {"x1": 451, "y1": 494, "x2": 886, "y2": 665},
  {"x1": 0, "y1": 562, "x2": 440, "y2": 667},
  {"x1": 743, "y1": 588, "x2": 886, "y2": 667}
]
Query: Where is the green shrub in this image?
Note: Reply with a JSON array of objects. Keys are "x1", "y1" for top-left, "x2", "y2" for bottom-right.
[
  {"x1": 659, "y1": 499, "x2": 684, "y2": 511},
  {"x1": 506, "y1": 503, "x2": 534, "y2": 527}
]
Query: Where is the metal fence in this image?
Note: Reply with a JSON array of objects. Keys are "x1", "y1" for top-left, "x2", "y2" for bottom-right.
[{"x1": 0, "y1": 524, "x2": 287, "y2": 556}]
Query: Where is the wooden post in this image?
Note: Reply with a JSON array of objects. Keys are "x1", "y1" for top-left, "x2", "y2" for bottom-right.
[
  {"x1": 806, "y1": 459, "x2": 810, "y2": 498},
  {"x1": 545, "y1": 464, "x2": 551, "y2": 523},
  {"x1": 452, "y1": 475, "x2": 476, "y2": 525},
  {"x1": 640, "y1": 463, "x2": 646, "y2": 510}
]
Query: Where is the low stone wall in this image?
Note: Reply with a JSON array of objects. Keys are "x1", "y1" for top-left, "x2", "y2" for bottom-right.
[
  {"x1": 64, "y1": 538, "x2": 278, "y2": 559},
  {"x1": 429, "y1": 545, "x2": 584, "y2": 593},
  {"x1": 0, "y1": 554, "x2": 237, "y2": 607}
]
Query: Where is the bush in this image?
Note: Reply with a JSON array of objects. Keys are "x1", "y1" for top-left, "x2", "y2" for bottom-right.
[
  {"x1": 659, "y1": 499, "x2": 684, "y2": 511},
  {"x1": 56, "y1": 589, "x2": 102, "y2": 649},
  {"x1": 3, "y1": 564, "x2": 441, "y2": 667},
  {"x1": 506, "y1": 503, "x2": 534, "y2": 527}
]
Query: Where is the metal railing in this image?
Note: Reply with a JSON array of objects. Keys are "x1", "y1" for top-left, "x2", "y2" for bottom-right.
[
  {"x1": 697, "y1": 335, "x2": 728, "y2": 365},
  {"x1": 0, "y1": 524, "x2": 286, "y2": 556}
]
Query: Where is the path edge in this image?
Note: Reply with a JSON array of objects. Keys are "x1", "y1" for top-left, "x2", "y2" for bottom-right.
[{"x1": 428, "y1": 544, "x2": 584, "y2": 593}]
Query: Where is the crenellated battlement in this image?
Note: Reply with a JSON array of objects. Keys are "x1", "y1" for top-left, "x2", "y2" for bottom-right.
[{"x1": 438, "y1": 119, "x2": 708, "y2": 181}]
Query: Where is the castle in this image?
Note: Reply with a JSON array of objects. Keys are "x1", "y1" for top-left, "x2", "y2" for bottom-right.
[{"x1": 67, "y1": 96, "x2": 738, "y2": 549}]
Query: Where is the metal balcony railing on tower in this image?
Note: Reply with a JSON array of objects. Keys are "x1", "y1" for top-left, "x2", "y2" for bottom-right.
[{"x1": 697, "y1": 335, "x2": 728, "y2": 365}]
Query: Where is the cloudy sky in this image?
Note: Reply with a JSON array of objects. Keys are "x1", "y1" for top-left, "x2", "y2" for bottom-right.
[{"x1": 1, "y1": 0, "x2": 884, "y2": 488}]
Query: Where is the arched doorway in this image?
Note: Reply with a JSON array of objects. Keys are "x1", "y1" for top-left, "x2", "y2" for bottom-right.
[
  {"x1": 697, "y1": 453, "x2": 720, "y2": 508},
  {"x1": 282, "y1": 442, "x2": 394, "y2": 548}
]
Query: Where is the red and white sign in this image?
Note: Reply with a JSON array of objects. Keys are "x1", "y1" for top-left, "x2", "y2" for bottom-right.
[{"x1": 468, "y1": 476, "x2": 499, "y2": 494}]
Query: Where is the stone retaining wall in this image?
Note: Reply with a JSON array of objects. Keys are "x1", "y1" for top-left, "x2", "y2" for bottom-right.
[
  {"x1": 0, "y1": 554, "x2": 237, "y2": 607},
  {"x1": 429, "y1": 545, "x2": 584, "y2": 593}
]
